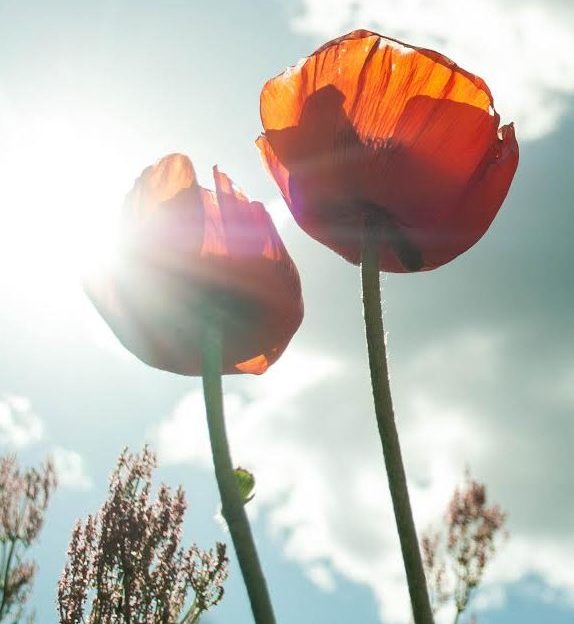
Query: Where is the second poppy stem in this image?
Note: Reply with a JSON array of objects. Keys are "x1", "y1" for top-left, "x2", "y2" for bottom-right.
[
  {"x1": 361, "y1": 219, "x2": 434, "y2": 624},
  {"x1": 201, "y1": 318, "x2": 276, "y2": 624}
]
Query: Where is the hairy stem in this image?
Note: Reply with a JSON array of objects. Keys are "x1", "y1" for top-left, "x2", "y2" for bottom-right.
[
  {"x1": 361, "y1": 216, "x2": 434, "y2": 624},
  {"x1": 201, "y1": 319, "x2": 276, "y2": 624}
]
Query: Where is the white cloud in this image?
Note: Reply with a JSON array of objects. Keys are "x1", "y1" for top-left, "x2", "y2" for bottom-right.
[
  {"x1": 153, "y1": 348, "x2": 343, "y2": 468},
  {"x1": 0, "y1": 395, "x2": 43, "y2": 448},
  {"x1": 151, "y1": 331, "x2": 574, "y2": 622},
  {"x1": 152, "y1": 347, "x2": 474, "y2": 621},
  {"x1": 305, "y1": 563, "x2": 336, "y2": 592},
  {"x1": 51, "y1": 446, "x2": 93, "y2": 491},
  {"x1": 0, "y1": 395, "x2": 92, "y2": 491},
  {"x1": 290, "y1": 0, "x2": 574, "y2": 140}
]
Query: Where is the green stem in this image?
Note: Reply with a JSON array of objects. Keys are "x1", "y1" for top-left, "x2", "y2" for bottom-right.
[
  {"x1": 0, "y1": 497, "x2": 27, "y2": 620},
  {"x1": 361, "y1": 217, "x2": 434, "y2": 624},
  {"x1": 0, "y1": 537, "x2": 17, "y2": 618},
  {"x1": 201, "y1": 319, "x2": 276, "y2": 624},
  {"x1": 189, "y1": 607, "x2": 202, "y2": 624},
  {"x1": 179, "y1": 597, "x2": 200, "y2": 624}
]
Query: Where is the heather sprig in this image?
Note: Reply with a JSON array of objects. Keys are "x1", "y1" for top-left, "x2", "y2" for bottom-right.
[
  {"x1": 0, "y1": 455, "x2": 57, "y2": 622},
  {"x1": 58, "y1": 447, "x2": 228, "y2": 624},
  {"x1": 422, "y1": 472, "x2": 507, "y2": 624}
]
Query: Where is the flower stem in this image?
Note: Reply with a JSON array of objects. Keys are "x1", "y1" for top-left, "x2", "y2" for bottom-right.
[
  {"x1": 201, "y1": 318, "x2": 276, "y2": 624},
  {"x1": 361, "y1": 217, "x2": 434, "y2": 624}
]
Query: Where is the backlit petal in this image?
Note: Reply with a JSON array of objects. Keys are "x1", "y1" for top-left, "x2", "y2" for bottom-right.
[
  {"x1": 87, "y1": 156, "x2": 303, "y2": 376},
  {"x1": 125, "y1": 153, "x2": 197, "y2": 221},
  {"x1": 259, "y1": 30, "x2": 519, "y2": 272}
]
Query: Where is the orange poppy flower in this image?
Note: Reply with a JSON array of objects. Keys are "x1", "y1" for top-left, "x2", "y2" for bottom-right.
[
  {"x1": 86, "y1": 154, "x2": 303, "y2": 375},
  {"x1": 257, "y1": 30, "x2": 519, "y2": 271}
]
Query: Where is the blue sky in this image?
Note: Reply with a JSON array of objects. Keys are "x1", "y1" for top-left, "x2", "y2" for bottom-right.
[{"x1": 1, "y1": 0, "x2": 574, "y2": 622}]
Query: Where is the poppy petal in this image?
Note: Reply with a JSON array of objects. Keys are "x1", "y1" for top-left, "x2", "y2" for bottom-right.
[
  {"x1": 411, "y1": 122, "x2": 519, "y2": 270},
  {"x1": 87, "y1": 156, "x2": 304, "y2": 376},
  {"x1": 259, "y1": 30, "x2": 519, "y2": 271},
  {"x1": 125, "y1": 153, "x2": 197, "y2": 221}
]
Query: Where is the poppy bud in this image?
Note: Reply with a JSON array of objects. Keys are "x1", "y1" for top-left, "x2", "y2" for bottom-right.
[{"x1": 86, "y1": 154, "x2": 303, "y2": 375}]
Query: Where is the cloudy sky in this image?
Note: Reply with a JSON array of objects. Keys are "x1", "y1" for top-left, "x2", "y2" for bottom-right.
[{"x1": 1, "y1": 0, "x2": 573, "y2": 622}]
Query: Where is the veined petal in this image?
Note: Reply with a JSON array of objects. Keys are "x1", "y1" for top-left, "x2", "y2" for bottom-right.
[
  {"x1": 258, "y1": 30, "x2": 519, "y2": 272},
  {"x1": 87, "y1": 155, "x2": 304, "y2": 376},
  {"x1": 125, "y1": 153, "x2": 197, "y2": 221},
  {"x1": 413, "y1": 123, "x2": 519, "y2": 270},
  {"x1": 261, "y1": 30, "x2": 492, "y2": 139}
]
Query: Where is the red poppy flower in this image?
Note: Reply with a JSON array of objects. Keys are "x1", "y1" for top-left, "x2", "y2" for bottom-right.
[
  {"x1": 257, "y1": 30, "x2": 519, "y2": 272},
  {"x1": 86, "y1": 154, "x2": 303, "y2": 375}
]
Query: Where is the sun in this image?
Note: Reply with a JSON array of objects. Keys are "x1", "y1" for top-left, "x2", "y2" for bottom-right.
[{"x1": 0, "y1": 110, "x2": 148, "y2": 313}]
